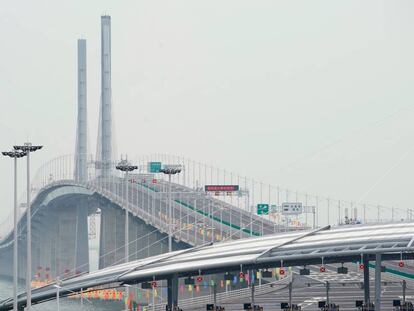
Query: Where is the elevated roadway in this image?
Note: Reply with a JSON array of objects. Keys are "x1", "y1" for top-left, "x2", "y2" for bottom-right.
[{"x1": 0, "y1": 175, "x2": 293, "y2": 280}]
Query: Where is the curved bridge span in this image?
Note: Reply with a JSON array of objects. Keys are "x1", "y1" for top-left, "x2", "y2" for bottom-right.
[
  {"x1": 0, "y1": 154, "x2": 291, "y2": 282},
  {"x1": 1, "y1": 152, "x2": 397, "y2": 283}
]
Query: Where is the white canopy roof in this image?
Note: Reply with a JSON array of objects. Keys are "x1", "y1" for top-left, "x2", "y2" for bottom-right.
[{"x1": 2, "y1": 222, "x2": 414, "y2": 310}]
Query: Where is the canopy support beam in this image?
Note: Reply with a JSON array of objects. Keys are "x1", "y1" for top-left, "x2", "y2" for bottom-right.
[
  {"x1": 167, "y1": 274, "x2": 179, "y2": 309},
  {"x1": 363, "y1": 254, "x2": 370, "y2": 305},
  {"x1": 375, "y1": 253, "x2": 381, "y2": 311}
]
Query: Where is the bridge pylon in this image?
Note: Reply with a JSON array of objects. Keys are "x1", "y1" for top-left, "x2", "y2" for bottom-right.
[
  {"x1": 96, "y1": 15, "x2": 114, "y2": 178},
  {"x1": 74, "y1": 39, "x2": 87, "y2": 182}
]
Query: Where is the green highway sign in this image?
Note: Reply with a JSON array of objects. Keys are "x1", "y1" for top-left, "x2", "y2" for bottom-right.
[
  {"x1": 148, "y1": 162, "x2": 162, "y2": 173},
  {"x1": 257, "y1": 203, "x2": 269, "y2": 215}
]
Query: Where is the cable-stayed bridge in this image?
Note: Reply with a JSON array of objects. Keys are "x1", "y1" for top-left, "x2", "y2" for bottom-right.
[
  {"x1": 0, "y1": 152, "x2": 296, "y2": 281},
  {"x1": 0, "y1": 152, "x2": 409, "y2": 282},
  {"x1": 0, "y1": 14, "x2": 412, "y2": 311}
]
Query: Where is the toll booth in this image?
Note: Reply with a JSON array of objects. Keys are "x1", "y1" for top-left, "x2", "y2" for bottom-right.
[
  {"x1": 320, "y1": 304, "x2": 340, "y2": 310},
  {"x1": 318, "y1": 301, "x2": 339, "y2": 310},
  {"x1": 206, "y1": 304, "x2": 225, "y2": 310},
  {"x1": 243, "y1": 303, "x2": 264, "y2": 311},
  {"x1": 393, "y1": 300, "x2": 414, "y2": 311},
  {"x1": 355, "y1": 301, "x2": 374, "y2": 311},
  {"x1": 281, "y1": 302, "x2": 302, "y2": 311}
]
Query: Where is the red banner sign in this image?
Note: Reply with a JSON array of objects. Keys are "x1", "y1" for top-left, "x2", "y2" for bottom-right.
[{"x1": 205, "y1": 185, "x2": 239, "y2": 192}]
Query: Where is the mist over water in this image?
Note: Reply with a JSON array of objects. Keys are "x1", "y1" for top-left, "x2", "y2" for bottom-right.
[{"x1": 0, "y1": 278, "x2": 123, "y2": 311}]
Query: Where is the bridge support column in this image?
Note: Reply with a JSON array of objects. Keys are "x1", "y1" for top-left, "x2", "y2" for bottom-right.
[
  {"x1": 0, "y1": 247, "x2": 12, "y2": 278},
  {"x1": 363, "y1": 255, "x2": 370, "y2": 304},
  {"x1": 75, "y1": 204, "x2": 89, "y2": 274},
  {"x1": 167, "y1": 275, "x2": 179, "y2": 308},
  {"x1": 30, "y1": 209, "x2": 59, "y2": 279},
  {"x1": 99, "y1": 206, "x2": 125, "y2": 268},
  {"x1": 375, "y1": 253, "x2": 381, "y2": 311},
  {"x1": 18, "y1": 237, "x2": 27, "y2": 281},
  {"x1": 55, "y1": 205, "x2": 89, "y2": 277}
]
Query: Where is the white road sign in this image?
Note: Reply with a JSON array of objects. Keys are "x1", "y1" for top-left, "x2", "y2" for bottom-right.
[{"x1": 281, "y1": 202, "x2": 303, "y2": 215}]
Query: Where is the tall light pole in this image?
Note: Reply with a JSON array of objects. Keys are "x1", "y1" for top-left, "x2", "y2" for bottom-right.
[
  {"x1": 54, "y1": 278, "x2": 61, "y2": 311},
  {"x1": 2, "y1": 150, "x2": 27, "y2": 311},
  {"x1": 115, "y1": 158, "x2": 138, "y2": 263},
  {"x1": 14, "y1": 143, "x2": 42, "y2": 311},
  {"x1": 160, "y1": 165, "x2": 182, "y2": 252},
  {"x1": 116, "y1": 158, "x2": 137, "y2": 311}
]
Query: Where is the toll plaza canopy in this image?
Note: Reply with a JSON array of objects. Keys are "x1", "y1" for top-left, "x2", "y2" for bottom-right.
[{"x1": 2, "y1": 222, "x2": 414, "y2": 310}]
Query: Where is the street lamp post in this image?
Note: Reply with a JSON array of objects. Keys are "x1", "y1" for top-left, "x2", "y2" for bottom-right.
[
  {"x1": 14, "y1": 143, "x2": 42, "y2": 311},
  {"x1": 116, "y1": 158, "x2": 137, "y2": 311},
  {"x1": 54, "y1": 278, "x2": 61, "y2": 311},
  {"x1": 160, "y1": 165, "x2": 182, "y2": 252},
  {"x1": 2, "y1": 150, "x2": 27, "y2": 311},
  {"x1": 115, "y1": 158, "x2": 138, "y2": 264}
]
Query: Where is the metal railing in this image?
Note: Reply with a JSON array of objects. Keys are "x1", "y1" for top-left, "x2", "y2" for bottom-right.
[{"x1": 0, "y1": 153, "x2": 407, "y2": 246}]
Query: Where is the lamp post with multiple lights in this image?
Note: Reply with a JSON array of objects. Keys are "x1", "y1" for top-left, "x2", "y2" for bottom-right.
[
  {"x1": 14, "y1": 143, "x2": 42, "y2": 311},
  {"x1": 160, "y1": 165, "x2": 182, "y2": 252},
  {"x1": 115, "y1": 158, "x2": 137, "y2": 310},
  {"x1": 115, "y1": 158, "x2": 138, "y2": 263},
  {"x1": 2, "y1": 150, "x2": 27, "y2": 311}
]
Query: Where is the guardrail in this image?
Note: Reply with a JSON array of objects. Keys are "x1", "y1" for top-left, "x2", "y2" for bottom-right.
[{"x1": 1, "y1": 152, "x2": 403, "y2": 249}]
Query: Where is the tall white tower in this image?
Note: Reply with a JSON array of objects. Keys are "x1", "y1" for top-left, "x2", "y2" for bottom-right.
[
  {"x1": 75, "y1": 39, "x2": 87, "y2": 182},
  {"x1": 97, "y1": 15, "x2": 113, "y2": 177}
]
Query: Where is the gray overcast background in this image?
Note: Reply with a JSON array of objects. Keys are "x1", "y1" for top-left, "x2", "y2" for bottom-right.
[{"x1": 0, "y1": 1, "x2": 413, "y2": 223}]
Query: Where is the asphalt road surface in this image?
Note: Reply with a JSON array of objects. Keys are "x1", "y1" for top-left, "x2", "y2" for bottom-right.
[{"x1": 192, "y1": 262, "x2": 414, "y2": 311}]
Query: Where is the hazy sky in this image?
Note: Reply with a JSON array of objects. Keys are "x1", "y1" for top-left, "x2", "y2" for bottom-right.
[{"x1": 1, "y1": 1, "x2": 414, "y2": 222}]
